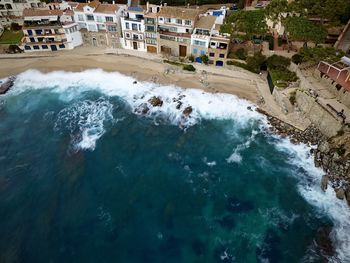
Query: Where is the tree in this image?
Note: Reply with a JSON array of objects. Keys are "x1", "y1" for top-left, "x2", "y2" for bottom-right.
[
  {"x1": 290, "y1": 0, "x2": 350, "y2": 25},
  {"x1": 224, "y1": 10, "x2": 268, "y2": 40},
  {"x1": 265, "y1": 0, "x2": 289, "y2": 25},
  {"x1": 285, "y1": 16, "x2": 327, "y2": 47}
]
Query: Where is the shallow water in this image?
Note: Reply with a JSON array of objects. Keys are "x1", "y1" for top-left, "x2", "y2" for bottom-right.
[{"x1": 0, "y1": 70, "x2": 349, "y2": 263}]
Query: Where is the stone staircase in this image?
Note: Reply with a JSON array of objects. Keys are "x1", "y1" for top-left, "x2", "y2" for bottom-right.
[{"x1": 335, "y1": 21, "x2": 350, "y2": 53}]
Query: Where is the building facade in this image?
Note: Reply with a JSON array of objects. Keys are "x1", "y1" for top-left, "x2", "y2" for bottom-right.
[
  {"x1": 22, "y1": 8, "x2": 82, "y2": 52},
  {"x1": 157, "y1": 6, "x2": 200, "y2": 57},
  {"x1": 144, "y1": 3, "x2": 160, "y2": 53},
  {"x1": 73, "y1": 0, "x2": 124, "y2": 48},
  {"x1": 120, "y1": 6, "x2": 146, "y2": 51},
  {"x1": 0, "y1": 0, "x2": 43, "y2": 26}
]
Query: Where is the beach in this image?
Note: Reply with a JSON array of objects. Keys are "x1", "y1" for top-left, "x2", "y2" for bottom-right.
[{"x1": 0, "y1": 47, "x2": 260, "y2": 103}]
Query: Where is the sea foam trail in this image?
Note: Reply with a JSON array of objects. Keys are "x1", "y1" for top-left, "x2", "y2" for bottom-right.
[
  {"x1": 274, "y1": 138, "x2": 350, "y2": 262},
  {"x1": 10, "y1": 69, "x2": 263, "y2": 127},
  {"x1": 7, "y1": 69, "x2": 350, "y2": 261}
]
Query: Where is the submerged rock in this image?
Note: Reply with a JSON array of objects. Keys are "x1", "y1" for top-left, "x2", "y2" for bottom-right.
[
  {"x1": 320, "y1": 175, "x2": 328, "y2": 191},
  {"x1": 216, "y1": 214, "x2": 235, "y2": 230},
  {"x1": 226, "y1": 196, "x2": 254, "y2": 213},
  {"x1": 335, "y1": 188, "x2": 345, "y2": 200},
  {"x1": 314, "y1": 226, "x2": 335, "y2": 259},
  {"x1": 148, "y1": 96, "x2": 163, "y2": 107},
  {"x1": 135, "y1": 103, "x2": 149, "y2": 115}
]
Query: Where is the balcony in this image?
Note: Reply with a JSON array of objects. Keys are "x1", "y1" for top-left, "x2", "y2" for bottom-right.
[
  {"x1": 23, "y1": 38, "x2": 67, "y2": 44},
  {"x1": 158, "y1": 30, "x2": 191, "y2": 38},
  {"x1": 23, "y1": 20, "x2": 62, "y2": 29}
]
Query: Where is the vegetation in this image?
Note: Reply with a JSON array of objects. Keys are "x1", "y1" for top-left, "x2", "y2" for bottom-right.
[
  {"x1": 295, "y1": 46, "x2": 345, "y2": 64},
  {"x1": 183, "y1": 64, "x2": 196, "y2": 72},
  {"x1": 227, "y1": 53, "x2": 266, "y2": 74},
  {"x1": 200, "y1": 54, "x2": 209, "y2": 65},
  {"x1": 0, "y1": 29, "x2": 23, "y2": 44},
  {"x1": 221, "y1": 10, "x2": 267, "y2": 40},
  {"x1": 188, "y1": 54, "x2": 195, "y2": 63},
  {"x1": 290, "y1": 0, "x2": 350, "y2": 25},
  {"x1": 285, "y1": 16, "x2": 327, "y2": 47},
  {"x1": 140, "y1": 0, "x2": 235, "y2": 6},
  {"x1": 269, "y1": 68, "x2": 298, "y2": 88},
  {"x1": 264, "y1": 35, "x2": 274, "y2": 50},
  {"x1": 289, "y1": 90, "x2": 297, "y2": 105},
  {"x1": 266, "y1": 54, "x2": 291, "y2": 69}
]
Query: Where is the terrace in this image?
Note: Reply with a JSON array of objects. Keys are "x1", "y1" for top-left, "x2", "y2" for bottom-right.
[
  {"x1": 317, "y1": 57, "x2": 350, "y2": 92},
  {"x1": 23, "y1": 20, "x2": 62, "y2": 29}
]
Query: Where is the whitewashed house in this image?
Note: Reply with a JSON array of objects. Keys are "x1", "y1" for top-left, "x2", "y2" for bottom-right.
[
  {"x1": 72, "y1": 0, "x2": 125, "y2": 48},
  {"x1": 22, "y1": 8, "x2": 82, "y2": 52},
  {"x1": 120, "y1": 6, "x2": 146, "y2": 51}
]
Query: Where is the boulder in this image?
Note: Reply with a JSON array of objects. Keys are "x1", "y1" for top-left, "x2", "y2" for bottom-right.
[
  {"x1": 344, "y1": 187, "x2": 350, "y2": 206},
  {"x1": 176, "y1": 101, "x2": 182, "y2": 110},
  {"x1": 135, "y1": 103, "x2": 149, "y2": 114},
  {"x1": 183, "y1": 106, "x2": 193, "y2": 116},
  {"x1": 320, "y1": 175, "x2": 328, "y2": 191},
  {"x1": 148, "y1": 96, "x2": 163, "y2": 107},
  {"x1": 335, "y1": 188, "x2": 345, "y2": 200}
]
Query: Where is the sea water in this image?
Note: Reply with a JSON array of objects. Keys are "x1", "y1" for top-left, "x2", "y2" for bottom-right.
[{"x1": 0, "y1": 69, "x2": 349, "y2": 263}]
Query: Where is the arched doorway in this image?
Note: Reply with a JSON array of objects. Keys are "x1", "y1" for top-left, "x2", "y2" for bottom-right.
[
  {"x1": 216, "y1": 61, "x2": 224, "y2": 67},
  {"x1": 92, "y1": 37, "x2": 97, "y2": 47}
]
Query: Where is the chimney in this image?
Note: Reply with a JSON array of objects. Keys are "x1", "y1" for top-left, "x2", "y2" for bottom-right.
[
  {"x1": 164, "y1": 3, "x2": 167, "y2": 6},
  {"x1": 146, "y1": 1, "x2": 149, "y2": 11},
  {"x1": 187, "y1": 3, "x2": 189, "y2": 8},
  {"x1": 112, "y1": 0, "x2": 115, "y2": 4}
]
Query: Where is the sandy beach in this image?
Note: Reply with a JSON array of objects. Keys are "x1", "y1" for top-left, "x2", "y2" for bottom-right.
[{"x1": 0, "y1": 47, "x2": 260, "y2": 103}]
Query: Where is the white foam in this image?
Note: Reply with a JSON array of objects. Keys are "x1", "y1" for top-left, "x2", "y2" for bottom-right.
[
  {"x1": 10, "y1": 69, "x2": 263, "y2": 129},
  {"x1": 227, "y1": 130, "x2": 258, "y2": 164},
  {"x1": 54, "y1": 98, "x2": 114, "y2": 151},
  {"x1": 273, "y1": 138, "x2": 350, "y2": 262}
]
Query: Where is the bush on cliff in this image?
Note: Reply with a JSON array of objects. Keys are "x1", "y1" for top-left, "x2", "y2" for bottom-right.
[
  {"x1": 267, "y1": 55, "x2": 291, "y2": 69},
  {"x1": 183, "y1": 64, "x2": 196, "y2": 72}
]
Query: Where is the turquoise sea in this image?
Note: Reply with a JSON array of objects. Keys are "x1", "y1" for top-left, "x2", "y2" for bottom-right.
[{"x1": 0, "y1": 70, "x2": 349, "y2": 263}]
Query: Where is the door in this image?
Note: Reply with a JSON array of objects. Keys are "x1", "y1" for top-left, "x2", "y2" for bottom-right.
[
  {"x1": 133, "y1": 41, "x2": 138, "y2": 50},
  {"x1": 216, "y1": 61, "x2": 224, "y2": 67},
  {"x1": 179, "y1": 45, "x2": 187, "y2": 57},
  {"x1": 147, "y1": 46, "x2": 157, "y2": 53},
  {"x1": 50, "y1": 45, "x2": 57, "y2": 51},
  {"x1": 92, "y1": 37, "x2": 97, "y2": 47}
]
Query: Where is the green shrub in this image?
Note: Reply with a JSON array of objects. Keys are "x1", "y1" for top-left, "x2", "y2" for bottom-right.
[
  {"x1": 291, "y1": 54, "x2": 303, "y2": 64},
  {"x1": 289, "y1": 90, "x2": 297, "y2": 105},
  {"x1": 264, "y1": 35, "x2": 274, "y2": 50},
  {"x1": 297, "y1": 46, "x2": 345, "y2": 64},
  {"x1": 200, "y1": 54, "x2": 209, "y2": 65},
  {"x1": 267, "y1": 54, "x2": 291, "y2": 69},
  {"x1": 163, "y1": 60, "x2": 182, "y2": 66},
  {"x1": 235, "y1": 48, "x2": 247, "y2": 60},
  {"x1": 188, "y1": 54, "x2": 195, "y2": 62},
  {"x1": 246, "y1": 53, "x2": 267, "y2": 73},
  {"x1": 183, "y1": 64, "x2": 196, "y2": 71},
  {"x1": 269, "y1": 68, "x2": 298, "y2": 88}
]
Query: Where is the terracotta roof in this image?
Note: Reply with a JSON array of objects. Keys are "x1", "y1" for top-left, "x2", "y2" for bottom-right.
[
  {"x1": 67, "y1": 2, "x2": 79, "y2": 8},
  {"x1": 95, "y1": 4, "x2": 119, "y2": 14},
  {"x1": 75, "y1": 0, "x2": 100, "y2": 12},
  {"x1": 195, "y1": 15, "x2": 216, "y2": 30},
  {"x1": 23, "y1": 9, "x2": 63, "y2": 17},
  {"x1": 64, "y1": 10, "x2": 74, "y2": 16},
  {"x1": 157, "y1": 6, "x2": 200, "y2": 20}
]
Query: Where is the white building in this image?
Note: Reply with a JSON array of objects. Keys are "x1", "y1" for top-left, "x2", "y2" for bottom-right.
[
  {"x1": 0, "y1": 0, "x2": 43, "y2": 26},
  {"x1": 72, "y1": 0, "x2": 125, "y2": 48},
  {"x1": 22, "y1": 8, "x2": 82, "y2": 52},
  {"x1": 120, "y1": 6, "x2": 146, "y2": 51}
]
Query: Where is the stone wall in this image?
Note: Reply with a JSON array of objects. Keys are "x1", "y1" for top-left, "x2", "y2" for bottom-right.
[
  {"x1": 272, "y1": 87, "x2": 295, "y2": 114},
  {"x1": 295, "y1": 90, "x2": 342, "y2": 137}
]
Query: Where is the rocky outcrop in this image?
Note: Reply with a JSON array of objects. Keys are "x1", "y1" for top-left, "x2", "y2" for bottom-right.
[
  {"x1": 148, "y1": 96, "x2": 163, "y2": 107},
  {"x1": 257, "y1": 107, "x2": 350, "y2": 207},
  {"x1": 0, "y1": 76, "x2": 16, "y2": 95},
  {"x1": 183, "y1": 106, "x2": 193, "y2": 116}
]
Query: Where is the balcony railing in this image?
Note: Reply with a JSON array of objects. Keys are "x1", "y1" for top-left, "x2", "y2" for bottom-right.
[{"x1": 23, "y1": 21, "x2": 62, "y2": 28}]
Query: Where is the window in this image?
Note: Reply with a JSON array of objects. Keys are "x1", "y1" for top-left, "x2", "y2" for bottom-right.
[
  {"x1": 146, "y1": 25, "x2": 155, "y2": 32},
  {"x1": 176, "y1": 19, "x2": 182, "y2": 24},
  {"x1": 193, "y1": 48, "x2": 197, "y2": 55},
  {"x1": 219, "y1": 53, "x2": 225, "y2": 58},
  {"x1": 193, "y1": 40, "x2": 206, "y2": 46},
  {"x1": 96, "y1": 16, "x2": 102, "y2": 22},
  {"x1": 97, "y1": 24, "x2": 105, "y2": 30},
  {"x1": 138, "y1": 24, "x2": 141, "y2": 31},
  {"x1": 125, "y1": 32, "x2": 130, "y2": 38},
  {"x1": 200, "y1": 50, "x2": 205, "y2": 56},
  {"x1": 159, "y1": 17, "x2": 163, "y2": 21},
  {"x1": 24, "y1": 45, "x2": 31, "y2": 50},
  {"x1": 88, "y1": 24, "x2": 97, "y2": 31},
  {"x1": 33, "y1": 45, "x2": 39, "y2": 50},
  {"x1": 59, "y1": 44, "x2": 65, "y2": 48},
  {"x1": 185, "y1": 20, "x2": 191, "y2": 26},
  {"x1": 86, "y1": 15, "x2": 94, "y2": 21},
  {"x1": 42, "y1": 45, "x2": 48, "y2": 49},
  {"x1": 165, "y1": 17, "x2": 171, "y2": 23},
  {"x1": 107, "y1": 25, "x2": 117, "y2": 32},
  {"x1": 132, "y1": 23, "x2": 138, "y2": 31},
  {"x1": 133, "y1": 34, "x2": 139, "y2": 40},
  {"x1": 35, "y1": 29, "x2": 42, "y2": 35},
  {"x1": 105, "y1": 16, "x2": 113, "y2": 22},
  {"x1": 209, "y1": 52, "x2": 215, "y2": 57},
  {"x1": 78, "y1": 14, "x2": 84, "y2": 21}
]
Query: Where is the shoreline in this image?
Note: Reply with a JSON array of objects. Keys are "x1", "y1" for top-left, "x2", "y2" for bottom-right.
[{"x1": 0, "y1": 51, "x2": 259, "y2": 104}]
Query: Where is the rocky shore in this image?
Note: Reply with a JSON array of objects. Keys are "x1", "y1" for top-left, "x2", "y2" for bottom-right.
[{"x1": 257, "y1": 108, "x2": 350, "y2": 208}]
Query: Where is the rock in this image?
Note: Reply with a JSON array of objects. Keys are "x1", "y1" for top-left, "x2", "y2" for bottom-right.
[
  {"x1": 314, "y1": 226, "x2": 335, "y2": 259},
  {"x1": 318, "y1": 141, "x2": 330, "y2": 153},
  {"x1": 320, "y1": 175, "x2": 328, "y2": 191},
  {"x1": 344, "y1": 187, "x2": 350, "y2": 206},
  {"x1": 135, "y1": 103, "x2": 149, "y2": 115},
  {"x1": 148, "y1": 96, "x2": 163, "y2": 107},
  {"x1": 335, "y1": 188, "x2": 345, "y2": 200},
  {"x1": 176, "y1": 101, "x2": 182, "y2": 110},
  {"x1": 183, "y1": 106, "x2": 193, "y2": 116}
]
